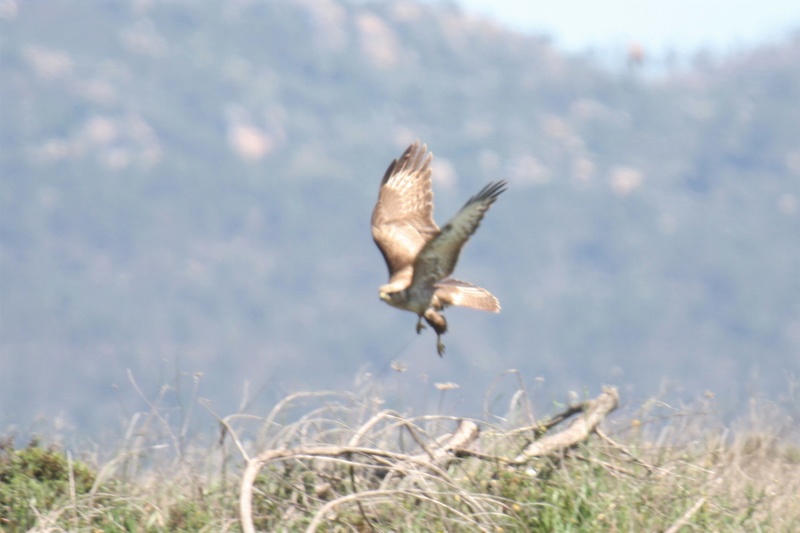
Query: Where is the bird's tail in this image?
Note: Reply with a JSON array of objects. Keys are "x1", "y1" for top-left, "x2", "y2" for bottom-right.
[{"x1": 434, "y1": 279, "x2": 500, "y2": 312}]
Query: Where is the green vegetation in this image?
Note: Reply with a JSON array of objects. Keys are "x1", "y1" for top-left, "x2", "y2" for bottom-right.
[
  {"x1": 3, "y1": 387, "x2": 798, "y2": 532},
  {"x1": 0, "y1": 438, "x2": 95, "y2": 530},
  {"x1": 0, "y1": 436, "x2": 237, "y2": 532}
]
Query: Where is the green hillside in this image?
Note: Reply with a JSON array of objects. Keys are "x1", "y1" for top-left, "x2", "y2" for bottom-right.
[{"x1": 1, "y1": 0, "x2": 799, "y2": 435}]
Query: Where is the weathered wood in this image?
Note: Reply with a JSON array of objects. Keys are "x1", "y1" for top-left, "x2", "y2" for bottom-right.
[{"x1": 515, "y1": 386, "x2": 619, "y2": 461}]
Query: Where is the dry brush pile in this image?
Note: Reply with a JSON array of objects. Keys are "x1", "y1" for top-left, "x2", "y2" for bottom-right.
[
  {"x1": 7, "y1": 375, "x2": 800, "y2": 532},
  {"x1": 227, "y1": 386, "x2": 617, "y2": 532},
  {"x1": 223, "y1": 383, "x2": 800, "y2": 532}
]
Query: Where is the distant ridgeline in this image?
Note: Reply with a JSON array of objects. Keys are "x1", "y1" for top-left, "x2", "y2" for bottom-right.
[{"x1": 1, "y1": 1, "x2": 799, "y2": 435}]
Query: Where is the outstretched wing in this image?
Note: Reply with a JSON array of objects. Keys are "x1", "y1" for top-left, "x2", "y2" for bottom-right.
[
  {"x1": 434, "y1": 279, "x2": 501, "y2": 312},
  {"x1": 371, "y1": 141, "x2": 440, "y2": 284},
  {"x1": 409, "y1": 180, "x2": 507, "y2": 290}
]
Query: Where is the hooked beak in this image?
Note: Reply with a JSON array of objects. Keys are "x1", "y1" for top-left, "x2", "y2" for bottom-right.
[{"x1": 379, "y1": 291, "x2": 390, "y2": 302}]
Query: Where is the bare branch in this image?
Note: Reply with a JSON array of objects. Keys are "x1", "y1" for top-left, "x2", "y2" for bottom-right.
[
  {"x1": 664, "y1": 496, "x2": 707, "y2": 533},
  {"x1": 515, "y1": 387, "x2": 619, "y2": 461}
]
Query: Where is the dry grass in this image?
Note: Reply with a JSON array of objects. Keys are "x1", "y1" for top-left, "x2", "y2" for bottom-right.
[{"x1": 4, "y1": 374, "x2": 800, "y2": 532}]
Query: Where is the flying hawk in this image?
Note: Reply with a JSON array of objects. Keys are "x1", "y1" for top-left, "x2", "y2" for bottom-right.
[{"x1": 371, "y1": 140, "x2": 507, "y2": 356}]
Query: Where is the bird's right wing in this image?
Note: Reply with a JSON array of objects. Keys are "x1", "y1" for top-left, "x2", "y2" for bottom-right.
[{"x1": 371, "y1": 141, "x2": 440, "y2": 283}]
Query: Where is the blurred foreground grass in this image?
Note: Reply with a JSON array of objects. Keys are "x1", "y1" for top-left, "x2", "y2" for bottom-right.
[{"x1": 2, "y1": 382, "x2": 799, "y2": 532}]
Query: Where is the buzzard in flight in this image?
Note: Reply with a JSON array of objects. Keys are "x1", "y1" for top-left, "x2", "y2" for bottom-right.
[{"x1": 371, "y1": 140, "x2": 507, "y2": 356}]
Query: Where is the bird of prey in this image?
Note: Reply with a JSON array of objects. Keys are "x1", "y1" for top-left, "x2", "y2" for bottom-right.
[{"x1": 371, "y1": 140, "x2": 507, "y2": 356}]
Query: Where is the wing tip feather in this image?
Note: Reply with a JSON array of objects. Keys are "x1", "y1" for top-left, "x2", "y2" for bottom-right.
[
  {"x1": 380, "y1": 139, "x2": 432, "y2": 186},
  {"x1": 473, "y1": 180, "x2": 508, "y2": 204}
]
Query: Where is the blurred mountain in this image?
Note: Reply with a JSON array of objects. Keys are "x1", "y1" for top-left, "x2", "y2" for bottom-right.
[{"x1": 2, "y1": 0, "x2": 799, "y2": 436}]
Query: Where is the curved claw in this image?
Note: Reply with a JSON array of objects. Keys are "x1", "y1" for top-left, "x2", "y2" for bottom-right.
[
  {"x1": 436, "y1": 336, "x2": 446, "y2": 357},
  {"x1": 416, "y1": 316, "x2": 427, "y2": 334}
]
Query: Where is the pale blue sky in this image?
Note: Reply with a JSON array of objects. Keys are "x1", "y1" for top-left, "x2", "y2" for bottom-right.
[{"x1": 454, "y1": 0, "x2": 800, "y2": 54}]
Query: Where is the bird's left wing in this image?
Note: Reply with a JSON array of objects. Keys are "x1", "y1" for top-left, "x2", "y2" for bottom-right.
[{"x1": 409, "y1": 180, "x2": 507, "y2": 290}]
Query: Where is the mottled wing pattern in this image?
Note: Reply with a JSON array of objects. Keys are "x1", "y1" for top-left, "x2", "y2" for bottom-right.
[
  {"x1": 409, "y1": 181, "x2": 507, "y2": 290},
  {"x1": 371, "y1": 141, "x2": 439, "y2": 285},
  {"x1": 434, "y1": 279, "x2": 501, "y2": 312}
]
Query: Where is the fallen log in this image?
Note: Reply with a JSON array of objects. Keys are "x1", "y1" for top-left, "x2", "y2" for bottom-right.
[{"x1": 515, "y1": 386, "x2": 619, "y2": 461}]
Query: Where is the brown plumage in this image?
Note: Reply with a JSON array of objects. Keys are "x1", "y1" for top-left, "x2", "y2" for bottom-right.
[{"x1": 371, "y1": 140, "x2": 506, "y2": 356}]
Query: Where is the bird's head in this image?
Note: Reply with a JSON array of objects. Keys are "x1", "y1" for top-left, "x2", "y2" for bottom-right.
[
  {"x1": 379, "y1": 289, "x2": 397, "y2": 303},
  {"x1": 379, "y1": 284, "x2": 405, "y2": 307}
]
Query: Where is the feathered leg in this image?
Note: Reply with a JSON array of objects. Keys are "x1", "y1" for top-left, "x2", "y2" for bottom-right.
[{"x1": 423, "y1": 308, "x2": 448, "y2": 357}]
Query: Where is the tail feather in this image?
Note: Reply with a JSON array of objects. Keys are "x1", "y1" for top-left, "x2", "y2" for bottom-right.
[{"x1": 434, "y1": 278, "x2": 500, "y2": 312}]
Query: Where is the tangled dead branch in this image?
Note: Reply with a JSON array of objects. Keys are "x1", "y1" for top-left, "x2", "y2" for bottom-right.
[{"x1": 238, "y1": 386, "x2": 619, "y2": 532}]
